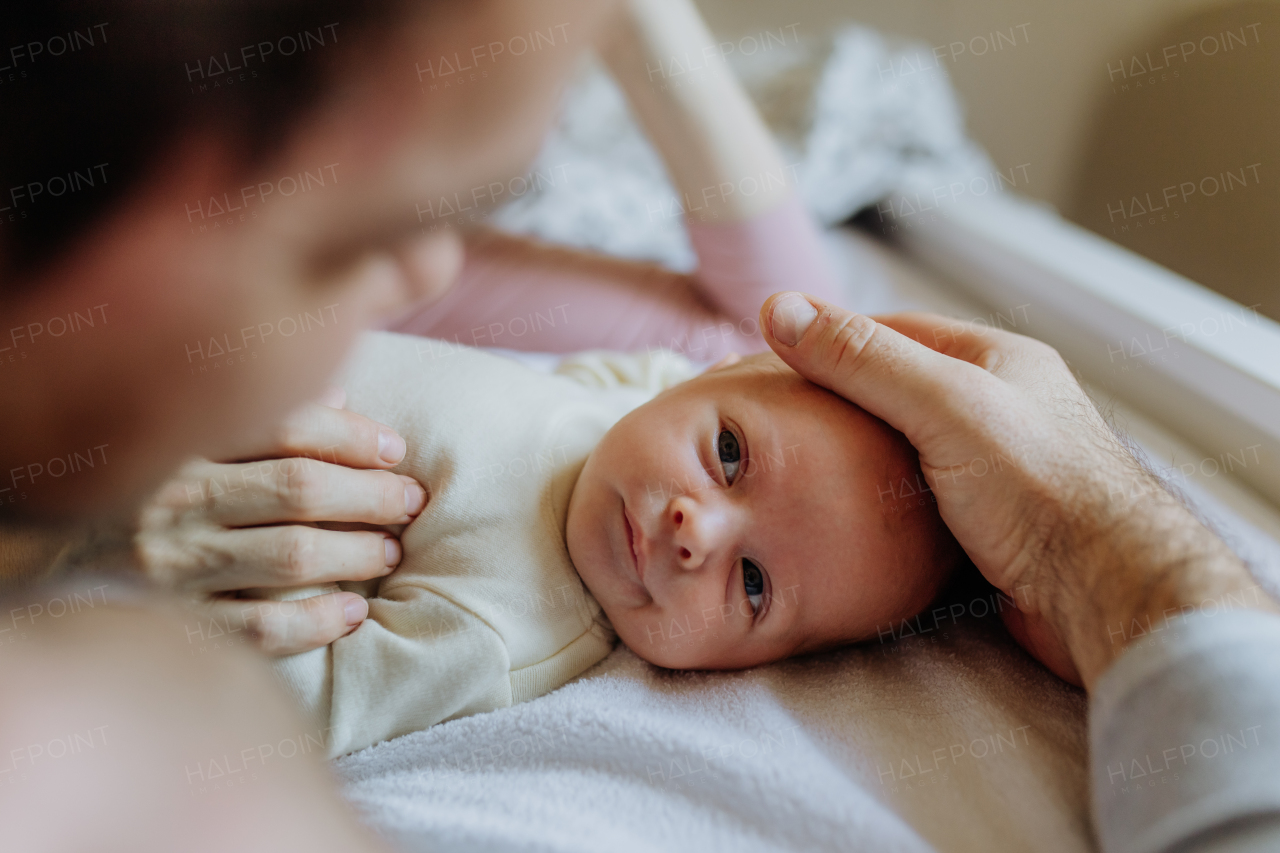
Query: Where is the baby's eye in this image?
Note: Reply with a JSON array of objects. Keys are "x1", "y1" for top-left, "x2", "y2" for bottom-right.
[
  {"x1": 717, "y1": 429, "x2": 741, "y2": 483},
  {"x1": 743, "y1": 559, "x2": 765, "y2": 614}
]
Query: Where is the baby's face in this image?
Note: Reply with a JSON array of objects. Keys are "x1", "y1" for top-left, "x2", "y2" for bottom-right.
[{"x1": 567, "y1": 353, "x2": 956, "y2": 670}]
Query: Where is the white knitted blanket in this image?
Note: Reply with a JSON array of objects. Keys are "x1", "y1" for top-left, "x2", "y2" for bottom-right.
[{"x1": 489, "y1": 27, "x2": 993, "y2": 272}]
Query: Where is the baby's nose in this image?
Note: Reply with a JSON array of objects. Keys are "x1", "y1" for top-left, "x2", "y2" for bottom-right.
[{"x1": 668, "y1": 496, "x2": 725, "y2": 571}]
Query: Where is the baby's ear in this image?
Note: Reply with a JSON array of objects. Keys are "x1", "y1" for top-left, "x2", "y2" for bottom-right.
[{"x1": 703, "y1": 353, "x2": 741, "y2": 374}]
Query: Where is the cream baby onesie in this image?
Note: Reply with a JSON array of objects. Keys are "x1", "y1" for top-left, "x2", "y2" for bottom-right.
[{"x1": 268, "y1": 332, "x2": 696, "y2": 757}]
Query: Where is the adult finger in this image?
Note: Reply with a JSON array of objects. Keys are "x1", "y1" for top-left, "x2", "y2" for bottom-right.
[
  {"x1": 201, "y1": 591, "x2": 368, "y2": 656},
  {"x1": 176, "y1": 458, "x2": 427, "y2": 527},
  {"x1": 260, "y1": 401, "x2": 407, "y2": 469},
  {"x1": 872, "y1": 311, "x2": 1073, "y2": 390},
  {"x1": 870, "y1": 311, "x2": 1018, "y2": 368},
  {"x1": 873, "y1": 311, "x2": 1102, "y2": 433},
  {"x1": 143, "y1": 525, "x2": 402, "y2": 595},
  {"x1": 759, "y1": 292, "x2": 994, "y2": 445}
]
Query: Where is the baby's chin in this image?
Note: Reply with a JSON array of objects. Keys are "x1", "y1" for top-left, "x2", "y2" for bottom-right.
[
  {"x1": 634, "y1": 642, "x2": 791, "y2": 672},
  {"x1": 574, "y1": 546, "x2": 643, "y2": 625},
  {"x1": 606, "y1": 615, "x2": 789, "y2": 671},
  {"x1": 617, "y1": 603, "x2": 922, "y2": 670}
]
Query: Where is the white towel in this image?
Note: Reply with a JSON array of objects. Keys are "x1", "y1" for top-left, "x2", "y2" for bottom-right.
[{"x1": 335, "y1": 595, "x2": 1092, "y2": 853}]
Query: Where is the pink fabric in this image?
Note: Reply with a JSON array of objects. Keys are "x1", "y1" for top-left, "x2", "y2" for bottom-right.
[{"x1": 388, "y1": 192, "x2": 841, "y2": 362}]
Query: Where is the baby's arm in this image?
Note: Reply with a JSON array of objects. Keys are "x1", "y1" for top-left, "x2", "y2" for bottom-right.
[
  {"x1": 600, "y1": 0, "x2": 841, "y2": 324},
  {"x1": 392, "y1": 229, "x2": 743, "y2": 357},
  {"x1": 268, "y1": 581, "x2": 511, "y2": 759},
  {"x1": 390, "y1": 0, "x2": 841, "y2": 360}
]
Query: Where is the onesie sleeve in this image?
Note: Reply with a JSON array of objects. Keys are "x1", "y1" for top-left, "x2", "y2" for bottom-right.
[
  {"x1": 322, "y1": 586, "x2": 511, "y2": 758},
  {"x1": 683, "y1": 191, "x2": 844, "y2": 331}
]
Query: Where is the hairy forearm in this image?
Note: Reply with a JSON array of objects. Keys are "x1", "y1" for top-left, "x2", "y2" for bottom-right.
[{"x1": 1046, "y1": 463, "x2": 1276, "y2": 690}]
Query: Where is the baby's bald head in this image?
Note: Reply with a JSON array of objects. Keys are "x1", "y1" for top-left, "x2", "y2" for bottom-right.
[{"x1": 567, "y1": 350, "x2": 962, "y2": 670}]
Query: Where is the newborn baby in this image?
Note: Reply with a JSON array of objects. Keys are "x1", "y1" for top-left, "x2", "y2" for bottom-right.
[{"x1": 269, "y1": 332, "x2": 957, "y2": 757}]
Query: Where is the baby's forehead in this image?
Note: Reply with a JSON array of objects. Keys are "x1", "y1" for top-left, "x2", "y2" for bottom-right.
[
  {"x1": 696, "y1": 354, "x2": 827, "y2": 409},
  {"x1": 726, "y1": 351, "x2": 791, "y2": 374},
  {"x1": 693, "y1": 353, "x2": 911, "y2": 476}
]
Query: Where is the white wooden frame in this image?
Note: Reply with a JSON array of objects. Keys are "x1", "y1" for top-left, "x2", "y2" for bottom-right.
[{"x1": 888, "y1": 193, "x2": 1280, "y2": 508}]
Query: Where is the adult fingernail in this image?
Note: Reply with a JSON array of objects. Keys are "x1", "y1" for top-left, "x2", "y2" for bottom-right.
[
  {"x1": 378, "y1": 428, "x2": 406, "y2": 464},
  {"x1": 404, "y1": 483, "x2": 427, "y2": 515},
  {"x1": 343, "y1": 595, "x2": 368, "y2": 627},
  {"x1": 771, "y1": 293, "x2": 818, "y2": 346},
  {"x1": 384, "y1": 537, "x2": 402, "y2": 567}
]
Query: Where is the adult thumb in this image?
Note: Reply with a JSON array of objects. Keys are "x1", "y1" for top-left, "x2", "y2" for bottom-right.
[{"x1": 759, "y1": 292, "x2": 970, "y2": 442}]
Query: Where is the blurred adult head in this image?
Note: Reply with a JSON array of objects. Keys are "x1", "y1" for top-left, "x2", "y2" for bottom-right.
[{"x1": 0, "y1": 0, "x2": 611, "y2": 517}]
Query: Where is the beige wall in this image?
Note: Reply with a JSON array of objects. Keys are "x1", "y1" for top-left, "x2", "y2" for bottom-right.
[
  {"x1": 696, "y1": 0, "x2": 1278, "y2": 319},
  {"x1": 696, "y1": 0, "x2": 1245, "y2": 208}
]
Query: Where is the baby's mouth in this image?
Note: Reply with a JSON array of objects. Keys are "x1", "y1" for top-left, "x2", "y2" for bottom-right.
[{"x1": 622, "y1": 504, "x2": 646, "y2": 588}]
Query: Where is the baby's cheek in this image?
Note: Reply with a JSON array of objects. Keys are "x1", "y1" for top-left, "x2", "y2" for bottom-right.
[
  {"x1": 851, "y1": 566, "x2": 938, "y2": 644},
  {"x1": 614, "y1": 605, "x2": 737, "y2": 670},
  {"x1": 611, "y1": 608, "x2": 671, "y2": 663}
]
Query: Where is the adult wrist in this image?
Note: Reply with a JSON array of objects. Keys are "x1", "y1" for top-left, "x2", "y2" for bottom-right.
[{"x1": 1046, "y1": 476, "x2": 1270, "y2": 689}]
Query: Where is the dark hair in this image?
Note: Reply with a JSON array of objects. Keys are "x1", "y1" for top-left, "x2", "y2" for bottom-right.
[{"x1": 0, "y1": 1, "x2": 402, "y2": 287}]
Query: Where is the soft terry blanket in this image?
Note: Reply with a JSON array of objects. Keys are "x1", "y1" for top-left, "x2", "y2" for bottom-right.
[{"x1": 336, "y1": 586, "x2": 1090, "y2": 853}]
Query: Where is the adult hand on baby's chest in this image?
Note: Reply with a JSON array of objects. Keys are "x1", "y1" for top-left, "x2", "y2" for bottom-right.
[{"x1": 118, "y1": 396, "x2": 427, "y2": 655}]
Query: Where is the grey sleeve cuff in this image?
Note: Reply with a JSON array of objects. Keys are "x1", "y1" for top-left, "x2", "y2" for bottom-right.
[{"x1": 1090, "y1": 607, "x2": 1280, "y2": 853}]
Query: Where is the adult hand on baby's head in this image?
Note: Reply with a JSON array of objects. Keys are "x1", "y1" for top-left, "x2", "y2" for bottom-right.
[
  {"x1": 760, "y1": 292, "x2": 1271, "y2": 690},
  {"x1": 760, "y1": 293, "x2": 1087, "y2": 684},
  {"x1": 121, "y1": 393, "x2": 428, "y2": 655}
]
